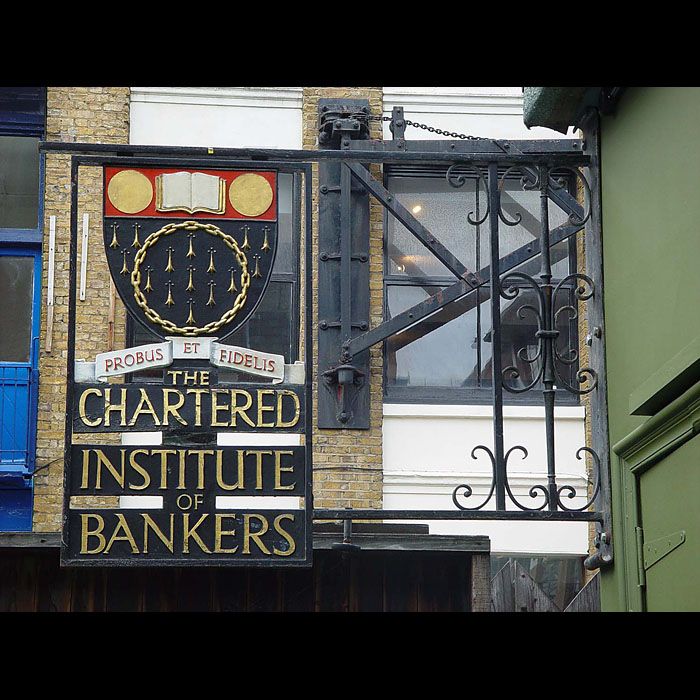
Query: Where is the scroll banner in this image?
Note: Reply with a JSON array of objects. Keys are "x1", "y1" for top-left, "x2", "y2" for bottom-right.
[{"x1": 94, "y1": 338, "x2": 285, "y2": 382}]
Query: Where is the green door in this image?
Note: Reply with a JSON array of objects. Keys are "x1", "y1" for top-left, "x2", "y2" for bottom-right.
[
  {"x1": 638, "y1": 434, "x2": 700, "y2": 611},
  {"x1": 617, "y1": 383, "x2": 700, "y2": 612}
]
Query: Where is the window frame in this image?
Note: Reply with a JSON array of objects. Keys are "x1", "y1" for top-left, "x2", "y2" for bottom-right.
[{"x1": 381, "y1": 165, "x2": 580, "y2": 406}]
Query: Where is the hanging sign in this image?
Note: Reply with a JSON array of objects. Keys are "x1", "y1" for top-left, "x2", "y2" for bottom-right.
[{"x1": 62, "y1": 161, "x2": 311, "y2": 568}]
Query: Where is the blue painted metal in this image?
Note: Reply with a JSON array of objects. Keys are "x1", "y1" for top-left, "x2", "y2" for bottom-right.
[
  {"x1": 0, "y1": 87, "x2": 46, "y2": 137},
  {"x1": 0, "y1": 248, "x2": 40, "y2": 530}
]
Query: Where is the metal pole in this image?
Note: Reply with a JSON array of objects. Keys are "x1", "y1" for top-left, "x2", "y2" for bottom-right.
[{"x1": 488, "y1": 163, "x2": 506, "y2": 510}]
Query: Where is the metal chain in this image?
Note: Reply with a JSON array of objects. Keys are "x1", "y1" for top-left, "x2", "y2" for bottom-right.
[
  {"x1": 131, "y1": 220, "x2": 251, "y2": 336},
  {"x1": 366, "y1": 113, "x2": 483, "y2": 140}
]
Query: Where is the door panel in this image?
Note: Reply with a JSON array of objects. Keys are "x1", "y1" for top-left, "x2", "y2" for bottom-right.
[
  {"x1": 639, "y1": 434, "x2": 700, "y2": 611},
  {"x1": 0, "y1": 250, "x2": 40, "y2": 476}
]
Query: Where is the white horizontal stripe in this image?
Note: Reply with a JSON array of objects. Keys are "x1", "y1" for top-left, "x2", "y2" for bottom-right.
[
  {"x1": 217, "y1": 433, "x2": 304, "y2": 446},
  {"x1": 383, "y1": 403, "x2": 586, "y2": 419},
  {"x1": 216, "y1": 496, "x2": 301, "y2": 510},
  {"x1": 130, "y1": 87, "x2": 303, "y2": 109},
  {"x1": 119, "y1": 495, "x2": 164, "y2": 509}
]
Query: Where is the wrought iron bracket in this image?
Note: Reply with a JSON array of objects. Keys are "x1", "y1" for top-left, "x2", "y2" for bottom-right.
[
  {"x1": 322, "y1": 363, "x2": 367, "y2": 425},
  {"x1": 317, "y1": 98, "x2": 372, "y2": 429},
  {"x1": 318, "y1": 102, "x2": 371, "y2": 146}
]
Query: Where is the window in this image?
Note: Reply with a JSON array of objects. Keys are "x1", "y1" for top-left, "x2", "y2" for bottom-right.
[
  {"x1": 0, "y1": 87, "x2": 45, "y2": 530},
  {"x1": 127, "y1": 171, "x2": 301, "y2": 382},
  {"x1": 383, "y1": 166, "x2": 579, "y2": 404}
]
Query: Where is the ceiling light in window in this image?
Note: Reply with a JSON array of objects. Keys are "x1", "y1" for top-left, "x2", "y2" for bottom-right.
[{"x1": 411, "y1": 204, "x2": 422, "y2": 214}]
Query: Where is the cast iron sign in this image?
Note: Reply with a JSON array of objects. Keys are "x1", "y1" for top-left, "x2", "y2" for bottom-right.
[{"x1": 61, "y1": 161, "x2": 312, "y2": 567}]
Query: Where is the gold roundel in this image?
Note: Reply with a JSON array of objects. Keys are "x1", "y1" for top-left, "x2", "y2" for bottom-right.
[
  {"x1": 108, "y1": 170, "x2": 154, "y2": 214},
  {"x1": 228, "y1": 173, "x2": 274, "y2": 217}
]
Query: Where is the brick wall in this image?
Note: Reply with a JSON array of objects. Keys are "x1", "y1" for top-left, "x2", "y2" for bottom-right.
[
  {"x1": 33, "y1": 86, "x2": 387, "y2": 531},
  {"x1": 302, "y1": 88, "x2": 385, "y2": 511},
  {"x1": 34, "y1": 87, "x2": 130, "y2": 531}
]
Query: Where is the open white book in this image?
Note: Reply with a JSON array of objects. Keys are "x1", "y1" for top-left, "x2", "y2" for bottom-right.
[{"x1": 155, "y1": 171, "x2": 226, "y2": 214}]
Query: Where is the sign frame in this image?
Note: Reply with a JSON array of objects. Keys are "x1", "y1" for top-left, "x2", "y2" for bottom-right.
[{"x1": 60, "y1": 156, "x2": 314, "y2": 568}]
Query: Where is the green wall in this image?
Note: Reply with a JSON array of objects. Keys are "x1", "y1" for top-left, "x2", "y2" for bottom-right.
[{"x1": 598, "y1": 87, "x2": 700, "y2": 610}]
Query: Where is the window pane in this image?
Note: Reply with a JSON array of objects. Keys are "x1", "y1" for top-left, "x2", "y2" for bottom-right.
[
  {"x1": 0, "y1": 136, "x2": 40, "y2": 229},
  {"x1": 272, "y1": 173, "x2": 294, "y2": 275},
  {"x1": 225, "y1": 281, "x2": 293, "y2": 361},
  {"x1": 0, "y1": 256, "x2": 34, "y2": 362},
  {"x1": 485, "y1": 178, "x2": 572, "y2": 276},
  {"x1": 386, "y1": 285, "x2": 479, "y2": 389},
  {"x1": 386, "y1": 176, "x2": 479, "y2": 277},
  {"x1": 480, "y1": 284, "x2": 575, "y2": 391},
  {"x1": 508, "y1": 240, "x2": 571, "y2": 280}
]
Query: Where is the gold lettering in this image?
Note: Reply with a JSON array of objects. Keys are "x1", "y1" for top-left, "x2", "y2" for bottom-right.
[
  {"x1": 257, "y1": 389, "x2": 276, "y2": 427},
  {"x1": 182, "y1": 512, "x2": 211, "y2": 554},
  {"x1": 167, "y1": 370, "x2": 182, "y2": 384},
  {"x1": 186, "y1": 388, "x2": 207, "y2": 427},
  {"x1": 78, "y1": 388, "x2": 103, "y2": 427},
  {"x1": 231, "y1": 390, "x2": 255, "y2": 427},
  {"x1": 200, "y1": 371, "x2": 210, "y2": 386},
  {"x1": 214, "y1": 514, "x2": 239, "y2": 554},
  {"x1": 128, "y1": 449, "x2": 151, "y2": 490},
  {"x1": 216, "y1": 449, "x2": 244, "y2": 490},
  {"x1": 177, "y1": 449, "x2": 187, "y2": 489},
  {"x1": 103, "y1": 513, "x2": 140, "y2": 554},
  {"x1": 162, "y1": 388, "x2": 187, "y2": 426},
  {"x1": 93, "y1": 448, "x2": 125, "y2": 490},
  {"x1": 80, "y1": 513, "x2": 106, "y2": 554},
  {"x1": 142, "y1": 513, "x2": 174, "y2": 554},
  {"x1": 129, "y1": 388, "x2": 161, "y2": 426},
  {"x1": 80, "y1": 448, "x2": 90, "y2": 489},
  {"x1": 104, "y1": 388, "x2": 128, "y2": 427},
  {"x1": 247, "y1": 450, "x2": 272, "y2": 490},
  {"x1": 189, "y1": 450, "x2": 213, "y2": 490},
  {"x1": 243, "y1": 513, "x2": 270, "y2": 555},
  {"x1": 211, "y1": 389, "x2": 231, "y2": 427},
  {"x1": 151, "y1": 449, "x2": 177, "y2": 489},
  {"x1": 277, "y1": 389, "x2": 301, "y2": 428},
  {"x1": 273, "y1": 514, "x2": 297, "y2": 557},
  {"x1": 274, "y1": 450, "x2": 296, "y2": 490}
]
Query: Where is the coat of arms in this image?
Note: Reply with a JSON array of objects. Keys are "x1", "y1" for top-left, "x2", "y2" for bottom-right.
[{"x1": 103, "y1": 167, "x2": 278, "y2": 341}]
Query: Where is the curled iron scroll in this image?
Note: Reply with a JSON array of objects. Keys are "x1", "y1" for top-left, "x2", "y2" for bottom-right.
[{"x1": 446, "y1": 163, "x2": 489, "y2": 225}]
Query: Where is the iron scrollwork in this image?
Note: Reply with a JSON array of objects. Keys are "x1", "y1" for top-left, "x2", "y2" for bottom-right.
[{"x1": 449, "y1": 162, "x2": 601, "y2": 514}]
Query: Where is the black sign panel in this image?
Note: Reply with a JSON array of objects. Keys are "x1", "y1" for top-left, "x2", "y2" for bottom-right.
[
  {"x1": 63, "y1": 444, "x2": 309, "y2": 565},
  {"x1": 62, "y1": 159, "x2": 313, "y2": 568},
  {"x1": 68, "y1": 509, "x2": 307, "y2": 563},
  {"x1": 73, "y1": 383, "x2": 305, "y2": 434}
]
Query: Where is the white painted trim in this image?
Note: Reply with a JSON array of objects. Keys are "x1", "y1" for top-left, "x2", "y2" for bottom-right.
[
  {"x1": 383, "y1": 470, "x2": 589, "y2": 496},
  {"x1": 383, "y1": 403, "x2": 586, "y2": 419},
  {"x1": 130, "y1": 87, "x2": 304, "y2": 110},
  {"x1": 382, "y1": 87, "x2": 525, "y2": 116}
]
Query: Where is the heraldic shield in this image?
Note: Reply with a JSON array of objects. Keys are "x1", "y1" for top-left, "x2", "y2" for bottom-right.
[{"x1": 103, "y1": 167, "x2": 278, "y2": 342}]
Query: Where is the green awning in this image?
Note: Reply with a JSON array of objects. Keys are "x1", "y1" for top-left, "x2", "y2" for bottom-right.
[{"x1": 522, "y1": 87, "x2": 600, "y2": 134}]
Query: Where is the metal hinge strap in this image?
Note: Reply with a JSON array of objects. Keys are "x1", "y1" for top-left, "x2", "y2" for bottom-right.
[
  {"x1": 636, "y1": 527, "x2": 646, "y2": 588},
  {"x1": 643, "y1": 530, "x2": 686, "y2": 571}
]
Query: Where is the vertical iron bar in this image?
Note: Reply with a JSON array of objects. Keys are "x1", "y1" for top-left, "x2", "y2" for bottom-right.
[
  {"x1": 340, "y1": 162, "x2": 352, "y2": 342},
  {"x1": 538, "y1": 164, "x2": 558, "y2": 510},
  {"x1": 61, "y1": 157, "x2": 79, "y2": 559},
  {"x1": 475, "y1": 180, "x2": 482, "y2": 388},
  {"x1": 583, "y1": 112, "x2": 614, "y2": 569},
  {"x1": 488, "y1": 163, "x2": 506, "y2": 510}
]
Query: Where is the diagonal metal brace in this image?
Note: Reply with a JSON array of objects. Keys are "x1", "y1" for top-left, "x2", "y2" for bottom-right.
[
  {"x1": 345, "y1": 161, "x2": 483, "y2": 287},
  {"x1": 343, "y1": 215, "x2": 584, "y2": 360}
]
